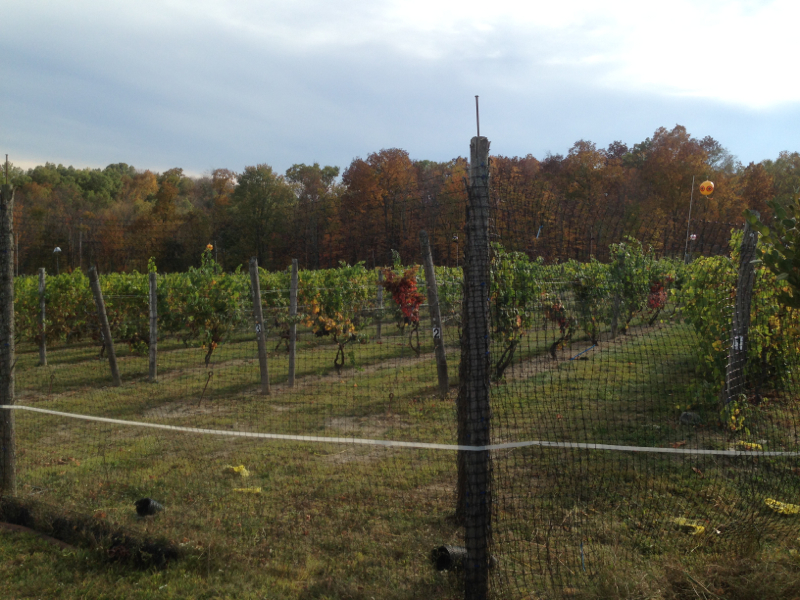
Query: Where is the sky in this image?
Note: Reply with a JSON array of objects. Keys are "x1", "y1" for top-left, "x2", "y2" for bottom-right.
[{"x1": 2, "y1": 0, "x2": 799, "y2": 177}]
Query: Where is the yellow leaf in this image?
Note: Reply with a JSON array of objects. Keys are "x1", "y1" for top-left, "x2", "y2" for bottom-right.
[
  {"x1": 735, "y1": 441, "x2": 763, "y2": 451},
  {"x1": 765, "y1": 498, "x2": 800, "y2": 515},
  {"x1": 670, "y1": 517, "x2": 705, "y2": 535},
  {"x1": 223, "y1": 465, "x2": 251, "y2": 477}
]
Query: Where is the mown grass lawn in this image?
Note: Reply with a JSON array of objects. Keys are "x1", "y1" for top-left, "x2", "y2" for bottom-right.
[{"x1": 4, "y1": 312, "x2": 800, "y2": 599}]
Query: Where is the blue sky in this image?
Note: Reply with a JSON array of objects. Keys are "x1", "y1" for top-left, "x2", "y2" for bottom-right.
[{"x1": 2, "y1": 0, "x2": 798, "y2": 176}]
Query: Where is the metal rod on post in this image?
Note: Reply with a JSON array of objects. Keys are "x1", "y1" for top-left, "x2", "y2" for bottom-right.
[
  {"x1": 420, "y1": 230, "x2": 449, "y2": 397},
  {"x1": 148, "y1": 272, "x2": 158, "y2": 383},
  {"x1": 249, "y1": 258, "x2": 270, "y2": 395},
  {"x1": 683, "y1": 175, "x2": 695, "y2": 263},
  {"x1": 1, "y1": 181, "x2": 17, "y2": 497},
  {"x1": 475, "y1": 96, "x2": 480, "y2": 138},
  {"x1": 724, "y1": 216, "x2": 759, "y2": 406},
  {"x1": 457, "y1": 134, "x2": 492, "y2": 600},
  {"x1": 288, "y1": 259, "x2": 298, "y2": 387},
  {"x1": 38, "y1": 268, "x2": 47, "y2": 366},
  {"x1": 89, "y1": 267, "x2": 121, "y2": 387}
]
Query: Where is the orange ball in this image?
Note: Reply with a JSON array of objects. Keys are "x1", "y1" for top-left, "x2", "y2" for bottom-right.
[{"x1": 699, "y1": 180, "x2": 714, "y2": 196}]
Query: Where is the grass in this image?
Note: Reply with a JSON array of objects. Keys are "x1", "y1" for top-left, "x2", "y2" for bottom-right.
[{"x1": 3, "y1": 305, "x2": 800, "y2": 599}]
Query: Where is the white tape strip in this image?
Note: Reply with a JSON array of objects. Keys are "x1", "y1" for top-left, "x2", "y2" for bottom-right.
[{"x1": 4, "y1": 405, "x2": 799, "y2": 457}]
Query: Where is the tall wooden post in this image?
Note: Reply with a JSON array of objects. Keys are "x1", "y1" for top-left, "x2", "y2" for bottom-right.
[
  {"x1": 376, "y1": 270, "x2": 384, "y2": 341},
  {"x1": 148, "y1": 272, "x2": 158, "y2": 383},
  {"x1": 457, "y1": 135, "x2": 492, "y2": 600},
  {"x1": 88, "y1": 267, "x2": 121, "y2": 387},
  {"x1": 610, "y1": 252, "x2": 624, "y2": 339},
  {"x1": 38, "y1": 268, "x2": 47, "y2": 366},
  {"x1": 724, "y1": 218, "x2": 759, "y2": 405},
  {"x1": 288, "y1": 259, "x2": 298, "y2": 387},
  {"x1": 249, "y1": 258, "x2": 270, "y2": 395},
  {"x1": 1, "y1": 184, "x2": 17, "y2": 496},
  {"x1": 419, "y1": 230, "x2": 449, "y2": 397}
]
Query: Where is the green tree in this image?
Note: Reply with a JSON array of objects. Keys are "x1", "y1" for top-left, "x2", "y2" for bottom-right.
[
  {"x1": 285, "y1": 163, "x2": 340, "y2": 268},
  {"x1": 762, "y1": 151, "x2": 800, "y2": 210},
  {"x1": 745, "y1": 193, "x2": 800, "y2": 309},
  {"x1": 229, "y1": 164, "x2": 295, "y2": 269}
]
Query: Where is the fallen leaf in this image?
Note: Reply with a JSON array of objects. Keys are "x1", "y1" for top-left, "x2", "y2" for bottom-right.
[
  {"x1": 765, "y1": 498, "x2": 800, "y2": 515},
  {"x1": 671, "y1": 517, "x2": 705, "y2": 535},
  {"x1": 223, "y1": 465, "x2": 251, "y2": 477},
  {"x1": 735, "y1": 441, "x2": 763, "y2": 451}
]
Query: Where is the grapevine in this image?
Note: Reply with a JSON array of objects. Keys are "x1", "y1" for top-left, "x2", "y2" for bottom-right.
[
  {"x1": 300, "y1": 262, "x2": 371, "y2": 370},
  {"x1": 380, "y1": 266, "x2": 425, "y2": 356}
]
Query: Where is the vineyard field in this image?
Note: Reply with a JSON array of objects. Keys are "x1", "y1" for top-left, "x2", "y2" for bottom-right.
[{"x1": 6, "y1": 240, "x2": 800, "y2": 598}]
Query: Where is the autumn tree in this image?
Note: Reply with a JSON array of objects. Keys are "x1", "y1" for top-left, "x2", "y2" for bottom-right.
[
  {"x1": 414, "y1": 158, "x2": 468, "y2": 266},
  {"x1": 738, "y1": 162, "x2": 775, "y2": 218},
  {"x1": 340, "y1": 149, "x2": 418, "y2": 266}
]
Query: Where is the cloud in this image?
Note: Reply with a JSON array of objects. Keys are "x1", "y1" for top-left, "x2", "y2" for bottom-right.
[{"x1": 0, "y1": 0, "x2": 798, "y2": 174}]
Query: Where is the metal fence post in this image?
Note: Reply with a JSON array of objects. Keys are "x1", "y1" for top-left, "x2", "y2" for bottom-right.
[{"x1": 724, "y1": 217, "x2": 759, "y2": 406}]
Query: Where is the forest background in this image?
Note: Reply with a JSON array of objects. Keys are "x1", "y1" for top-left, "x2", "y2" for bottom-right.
[{"x1": 6, "y1": 124, "x2": 796, "y2": 275}]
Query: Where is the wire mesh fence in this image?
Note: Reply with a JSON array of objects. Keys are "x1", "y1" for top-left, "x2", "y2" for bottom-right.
[{"x1": 2, "y1": 140, "x2": 800, "y2": 599}]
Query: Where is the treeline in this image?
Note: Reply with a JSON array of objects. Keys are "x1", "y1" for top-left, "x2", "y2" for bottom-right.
[{"x1": 7, "y1": 124, "x2": 798, "y2": 274}]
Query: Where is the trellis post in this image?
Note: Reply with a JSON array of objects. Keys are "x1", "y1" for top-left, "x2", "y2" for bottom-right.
[
  {"x1": 249, "y1": 258, "x2": 270, "y2": 395},
  {"x1": 288, "y1": 259, "x2": 298, "y2": 387},
  {"x1": 38, "y1": 268, "x2": 47, "y2": 366},
  {"x1": 419, "y1": 230, "x2": 449, "y2": 397},
  {"x1": 148, "y1": 272, "x2": 158, "y2": 382},
  {"x1": 89, "y1": 267, "x2": 121, "y2": 387},
  {"x1": 376, "y1": 270, "x2": 384, "y2": 341}
]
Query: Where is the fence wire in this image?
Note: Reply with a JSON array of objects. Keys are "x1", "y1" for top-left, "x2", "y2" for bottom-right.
[{"x1": 2, "y1": 144, "x2": 799, "y2": 600}]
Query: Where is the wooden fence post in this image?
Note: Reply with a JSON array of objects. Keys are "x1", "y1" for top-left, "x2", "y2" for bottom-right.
[
  {"x1": 38, "y1": 268, "x2": 47, "y2": 366},
  {"x1": 148, "y1": 272, "x2": 157, "y2": 383},
  {"x1": 288, "y1": 259, "x2": 298, "y2": 388},
  {"x1": 724, "y1": 217, "x2": 759, "y2": 405},
  {"x1": 420, "y1": 230, "x2": 449, "y2": 397},
  {"x1": 376, "y1": 270, "x2": 384, "y2": 341},
  {"x1": 249, "y1": 258, "x2": 270, "y2": 395},
  {"x1": 0, "y1": 183, "x2": 16, "y2": 497},
  {"x1": 88, "y1": 267, "x2": 121, "y2": 387},
  {"x1": 457, "y1": 135, "x2": 492, "y2": 600},
  {"x1": 610, "y1": 253, "x2": 623, "y2": 339}
]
